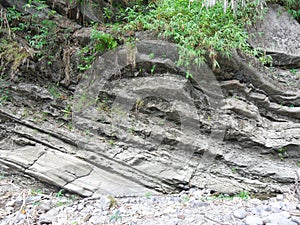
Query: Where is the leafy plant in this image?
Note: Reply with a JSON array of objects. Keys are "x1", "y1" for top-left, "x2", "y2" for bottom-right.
[
  {"x1": 2, "y1": 1, "x2": 61, "y2": 65},
  {"x1": 149, "y1": 53, "x2": 155, "y2": 59},
  {"x1": 180, "y1": 194, "x2": 190, "y2": 204},
  {"x1": 48, "y1": 84, "x2": 61, "y2": 99},
  {"x1": 290, "y1": 68, "x2": 297, "y2": 75},
  {"x1": 150, "y1": 64, "x2": 156, "y2": 74},
  {"x1": 267, "y1": 0, "x2": 300, "y2": 20},
  {"x1": 31, "y1": 188, "x2": 43, "y2": 195},
  {"x1": 108, "y1": 195, "x2": 118, "y2": 209},
  {"x1": 278, "y1": 147, "x2": 287, "y2": 160},
  {"x1": 238, "y1": 191, "x2": 250, "y2": 199},
  {"x1": 56, "y1": 189, "x2": 64, "y2": 198},
  {"x1": 205, "y1": 190, "x2": 250, "y2": 201},
  {"x1": 91, "y1": 28, "x2": 118, "y2": 53},
  {"x1": 77, "y1": 27, "x2": 117, "y2": 72},
  {"x1": 63, "y1": 104, "x2": 73, "y2": 119},
  {"x1": 108, "y1": 139, "x2": 115, "y2": 146},
  {"x1": 231, "y1": 167, "x2": 237, "y2": 173},
  {"x1": 185, "y1": 72, "x2": 193, "y2": 79},
  {"x1": 145, "y1": 191, "x2": 153, "y2": 199},
  {"x1": 258, "y1": 54, "x2": 272, "y2": 66},
  {"x1": 67, "y1": 121, "x2": 73, "y2": 130},
  {"x1": 135, "y1": 98, "x2": 144, "y2": 111},
  {"x1": 109, "y1": 209, "x2": 122, "y2": 222},
  {"x1": 114, "y1": 0, "x2": 259, "y2": 69}
]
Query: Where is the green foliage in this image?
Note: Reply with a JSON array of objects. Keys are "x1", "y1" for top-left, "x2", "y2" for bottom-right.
[
  {"x1": 48, "y1": 83, "x2": 61, "y2": 99},
  {"x1": 108, "y1": 139, "x2": 115, "y2": 146},
  {"x1": 109, "y1": 209, "x2": 122, "y2": 222},
  {"x1": 5, "y1": 6, "x2": 22, "y2": 22},
  {"x1": 3, "y1": 0, "x2": 60, "y2": 64},
  {"x1": 0, "y1": 38, "x2": 30, "y2": 73},
  {"x1": 63, "y1": 104, "x2": 72, "y2": 119},
  {"x1": 207, "y1": 191, "x2": 250, "y2": 200},
  {"x1": 77, "y1": 27, "x2": 117, "y2": 72},
  {"x1": 114, "y1": 0, "x2": 260, "y2": 69},
  {"x1": 108, "y1": 195, "x2": 118, "y2": 209},
  {"x1": 150, "y1": 64, "x2": 156, "y2": 74},
  {"x1": 145, "y1": 191, "x2": 153, "y2": 198},
  {"x1": 238, "y1": 191, "x2": 250, "y2": 199},
  {"x1": 31, "y1": 188, "x2": 43, "y2": 195},
  {"x1": 185, "y1": 72, "x2": 193, "y2": 79},
  {"x1": 290, "y1": 68, "x2": 297, "y2": 75},
  {"x1": 231, "y1": 167, "x2": 237, "y2": 173},
  {"x1": 78, "y1": 46, "x2": 95, "y2": 71},
  {"x1": 180, "y1": 194, "x2": 190, "y2": 204},
  {"x1": 278, "y1": 147, "x2": 287, "y2": 160},
  {"x1": 67, "y1": 121, "x2": 73, "y2": 130},
  {"x1": 27, "y1": 19, "x2": 56, "y2": 51},
  {"x1": 91, "y1": 29, "x2": 118, "y2": 52},
  {"x1": 56, "y1": 189, "x2": 64, "y2": 198}
]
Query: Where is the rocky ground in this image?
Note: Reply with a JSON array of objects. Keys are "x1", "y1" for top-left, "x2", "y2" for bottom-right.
[{"x1": 1, "y1": 171, "x2": 300, "y2": 225}]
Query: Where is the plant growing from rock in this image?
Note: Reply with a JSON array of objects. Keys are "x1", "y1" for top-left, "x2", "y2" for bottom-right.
[
  {"x1": 77, "y1": 26, "x2": 118, "y2": 72},
  {"x1": 113, "y1": 0, "x2": 263, "y2": 69},
  {"x1": 278, "y1": 147, "x2": 287, "y2": 160},
  {"x1": 109, "y1": 209, "x2": 122, "y2": 222}
]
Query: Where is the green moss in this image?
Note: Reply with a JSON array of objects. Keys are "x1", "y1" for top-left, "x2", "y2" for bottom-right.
[{"x1": 0, "y1": 38, "x2": 30, "y2": 74}]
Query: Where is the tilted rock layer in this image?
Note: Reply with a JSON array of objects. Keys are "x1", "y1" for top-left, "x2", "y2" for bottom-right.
[{"x1": 0, "y1": 4, "x2": 299, "y2": 197}]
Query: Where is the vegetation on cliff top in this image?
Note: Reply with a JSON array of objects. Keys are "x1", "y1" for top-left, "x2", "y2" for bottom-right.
[{"x1": 0, "y1": 0, "x2": 299, "y2": 78}]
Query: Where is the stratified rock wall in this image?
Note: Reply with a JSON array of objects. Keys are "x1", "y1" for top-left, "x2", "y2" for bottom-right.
[{"x1": 0, "y1": 4, "x2": 299, "y2": 197}]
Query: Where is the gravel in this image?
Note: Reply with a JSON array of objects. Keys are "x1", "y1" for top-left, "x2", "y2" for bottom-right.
[{"x1": 1, "y1": 174, "x2": 300, "y2": 225}]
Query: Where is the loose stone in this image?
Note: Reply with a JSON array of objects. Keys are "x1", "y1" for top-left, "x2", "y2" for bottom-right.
[
  {"x1": 233, "y1": 208, "x2": 248, "y2": 219},
  {"x1": 245, "y1": 215, "x2": 263, "y2": 225}
]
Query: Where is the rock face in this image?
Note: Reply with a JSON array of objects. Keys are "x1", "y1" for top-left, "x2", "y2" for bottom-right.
[
  {"x1": 0, "y1": 3, "x2": 300, "y2": 197},
  {"x1": 248, "y1": 4, "x2": 300, "y2": 68}
]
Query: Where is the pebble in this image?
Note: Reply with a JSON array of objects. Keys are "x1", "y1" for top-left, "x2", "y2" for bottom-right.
[
  {"x1": 98, "y1": 195, "x2": 111, "y2": 210},
  {"x1": 234, "y1": 208, "x2": 248, "y2": 219},
  {"x1": 245, "y1": 215, "x2": 263, "y2": 225}
]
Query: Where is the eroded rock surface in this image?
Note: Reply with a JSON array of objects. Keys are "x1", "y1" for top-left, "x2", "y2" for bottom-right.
[
  {"x1": 248, "y1": 4, "x2": 300, "y2": 69},
  {"x1": 1, "y1": 38, "x2": 300, "y2": 197},
  {"x1": 0, "y1": 1, "x2": 300, "y2": 198}
]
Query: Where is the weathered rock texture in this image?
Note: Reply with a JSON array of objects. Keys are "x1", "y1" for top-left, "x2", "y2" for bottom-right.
[
  {"x1": 0, "y1": 3, "x2": 299, "y2": 197},
  {"x1": 248, "y1": 4, "x2": 300, "y2": 68}
]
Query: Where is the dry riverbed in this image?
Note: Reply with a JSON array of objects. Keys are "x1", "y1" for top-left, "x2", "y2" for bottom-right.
[{"x1": 1, "y1": 171, "x2": 300, "y2": 225}]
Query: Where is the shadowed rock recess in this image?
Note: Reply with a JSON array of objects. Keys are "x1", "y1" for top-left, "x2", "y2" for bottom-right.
[{"x1": 0, "y1": 5, "x2": 300, "y2": 197}]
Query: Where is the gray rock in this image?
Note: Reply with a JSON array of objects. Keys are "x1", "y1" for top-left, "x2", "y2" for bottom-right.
[
  {"x1": 233, "y1": 208, "x2": 248, "y2": 219},
  {"x1": 245, "y1": 215, "x2": 263, "y2": 225},
  {"x1": 37, "y1": 202, "x2": 51, "y2": 212},
  {"x1": 77, "y1": 203, "x2": 85, "y2": 211},
  {"x1": 281, "y1": 202, "x2": 297, "y2": 211},
  {"x1": 16, "y1": 212, "x2": 26, "y2": 223},
  {"x1": 1, "y1": 37, "x2": 300, "y2": 197},
  {"x1": 266, "y1": 202, "x2": 282, "y2": 213},
  {"x1": 98, "y1": 195, "x2": 111, "y2": 211},
  {"x1": 266, "y1": 212, "x2": 294, "y2": 225},
  {"x1": 39, "y1": 214, "x2": 53, "y2": 224},
  {"x1": 276, "y1": 194, "x2": 284, "y2": 201},
  {"x1": 39, "y1": 208, "x2": 59, "y2": 224},
  {"x1": 291, "y1": 217, "x2": 300, "y2": 225},
  {"x1": 248, "y1": 4, "x2": 300, "y2": 55}
]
